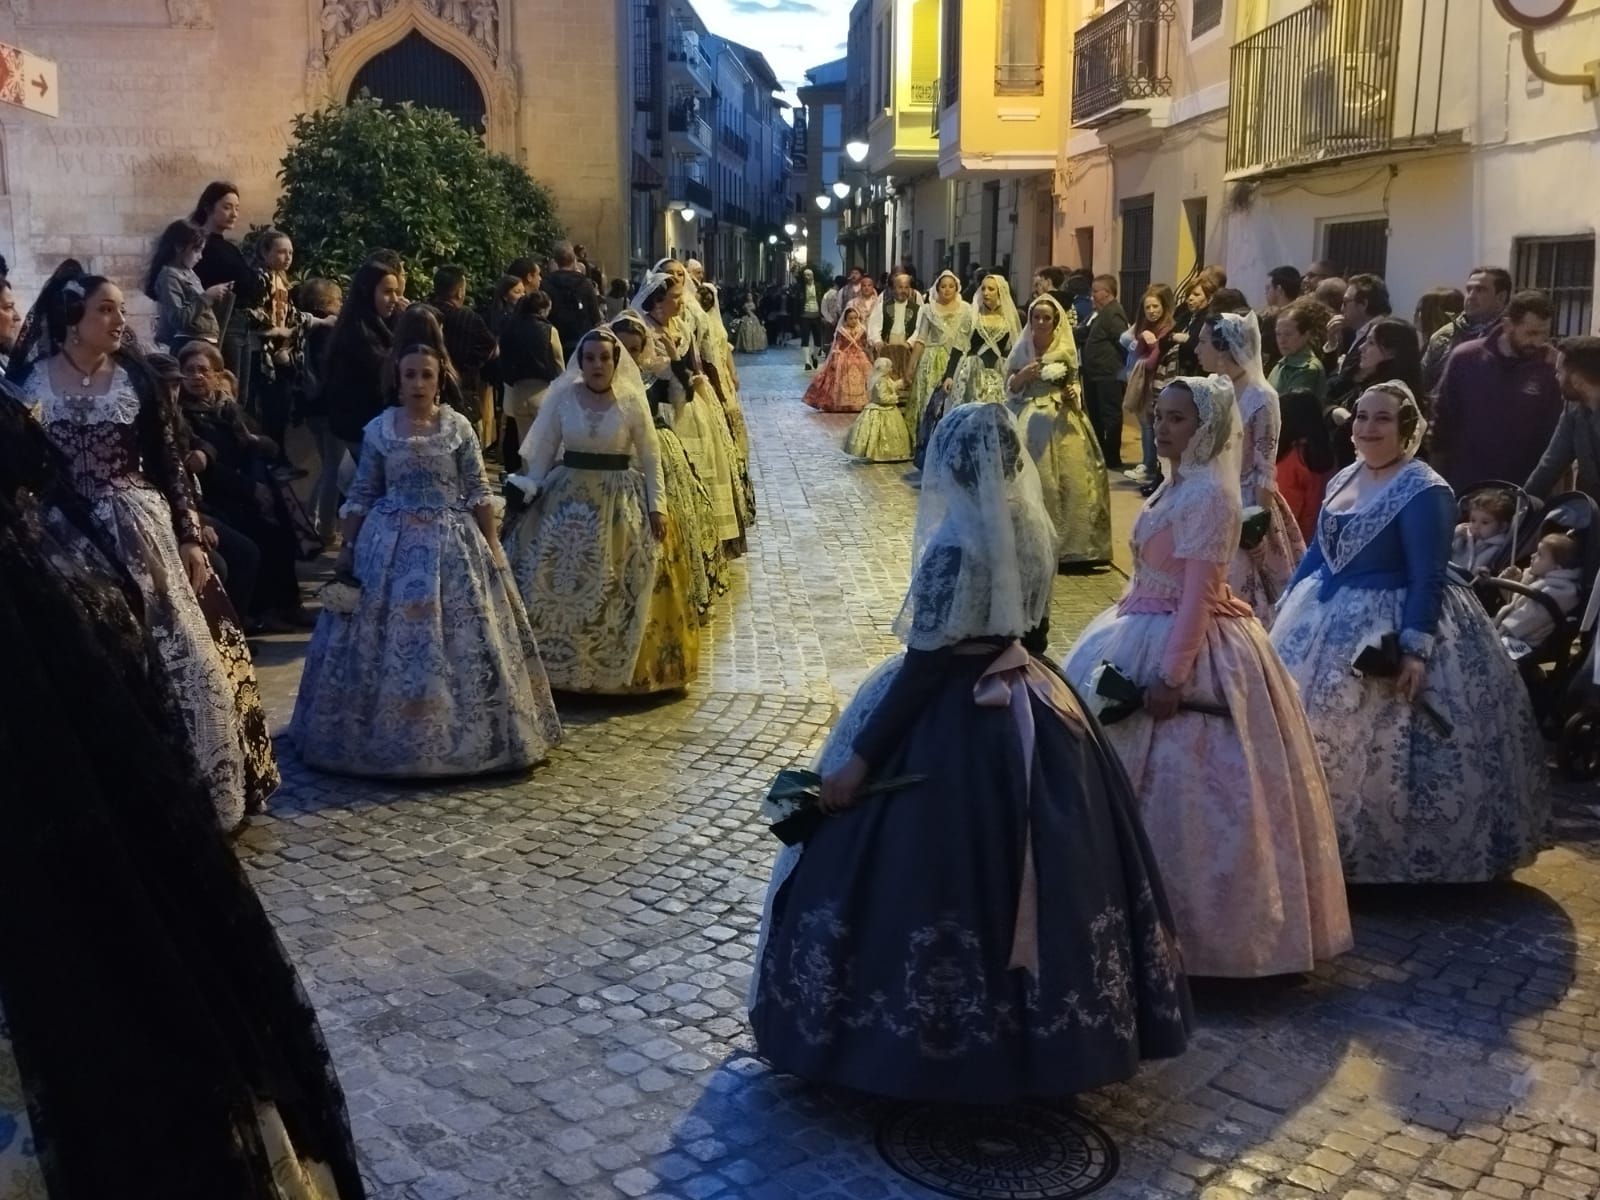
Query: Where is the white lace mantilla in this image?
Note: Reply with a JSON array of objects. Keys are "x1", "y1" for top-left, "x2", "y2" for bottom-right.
[{"x1": 1317, "y1": 459, "x2": 1450, "y2": 575}]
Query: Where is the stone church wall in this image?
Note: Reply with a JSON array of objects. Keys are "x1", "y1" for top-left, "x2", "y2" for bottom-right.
[{"x1": 0, "y1": 0, "x2": 627, "y2": 317}]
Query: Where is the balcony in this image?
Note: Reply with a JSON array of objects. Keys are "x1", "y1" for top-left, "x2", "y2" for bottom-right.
[
  {"x1": 666, "y1": 31, "x2": 715, "y2": 95},
  {"x1": 1071, "y1": 0, "x2": 1175, "y2": 128},
  {"x1": 721, "y1": 202, "x2": 753, "y2": 229},
  {"x1": 1226, "y1": 0, "x2": 1458, "y2": 178},
  {"x1": 929, "y1": 76, "x2": 940, "y2": 133},
  {"x1": 669, "y1": 174, "x2": 713, "y2": 211},
  {"x1": 908, "y1": 79, "x2": 938, "y2": 109},
  {"x1": 719, "y1": 125, "x2": 749, "y2": 158},
  {"x1": 667, "y1": 102, "x2": 713, "y2": 154}
]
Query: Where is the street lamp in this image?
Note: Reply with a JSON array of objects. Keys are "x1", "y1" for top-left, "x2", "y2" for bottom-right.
[
  {"x1": 681, "y1": 208, "x2": 696, "y2": 222},
  {"x1": 814, "y1": 194, "x2": 831, "y2": 211},
  {"x1": 831, "y1": 180, "x2": 851, "y2": 200},
  {"x1": 844, "y1": 139, "x2": 869, "y2": 164},
  {"x1": 783, "y1": 221, "x2": 798, "y2": 236},
  {"x1": 767, "y1": 234, "x2": 778, "y2": 244}
]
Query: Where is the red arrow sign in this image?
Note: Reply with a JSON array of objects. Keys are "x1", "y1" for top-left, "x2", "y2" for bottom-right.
[{"x1": 30, "y1": 74, "x2": 45, "y2": 97}]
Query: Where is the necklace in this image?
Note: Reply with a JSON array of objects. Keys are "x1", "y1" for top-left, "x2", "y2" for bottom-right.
[
  {"x1": 1363, "y1": 454, "x2": 1403, "y2": 474},
  {"x1": 61, "y1": 348, "x2": 104, "y2": 388}
]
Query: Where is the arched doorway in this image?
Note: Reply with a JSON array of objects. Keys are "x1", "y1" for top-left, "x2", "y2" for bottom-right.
[{"x1": 348, "y1": 31, "x2": 487, "y2": 134}]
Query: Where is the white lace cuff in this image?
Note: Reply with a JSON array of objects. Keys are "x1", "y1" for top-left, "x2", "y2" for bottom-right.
[{"x1": 1399, "y1": 629, "x2": 1435, "y2": 661}]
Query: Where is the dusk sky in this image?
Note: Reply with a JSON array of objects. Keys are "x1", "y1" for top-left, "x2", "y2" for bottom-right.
[{"x1": 691, "y1": 0, "x2": 854, "y2": 102}]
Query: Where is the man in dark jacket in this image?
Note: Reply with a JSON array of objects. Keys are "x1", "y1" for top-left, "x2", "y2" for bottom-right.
[
  {"x1": 1081, "y1": 273, "x2": 1131, "y2": 469},
  {"x1": 1524, "y1": 336, "x2": 1600, "y2": 502},
  {"x1": 541, "y1": 240, "x2": 601, "y2": 359},
  {"x1": 430, "y1": 264, "x2": 498, "y2": 446},
  {"x1": 1421, "y1": 266, "x2": 1512, "y2": 394},
  {"x1": 1434, "y1": 291, "x2": 1562, "y2": 494}
]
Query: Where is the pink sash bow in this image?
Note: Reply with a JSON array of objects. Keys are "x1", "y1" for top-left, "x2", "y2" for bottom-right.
[{"x1": 972, "y1": 640, "x2": 1087, "y2": 976}]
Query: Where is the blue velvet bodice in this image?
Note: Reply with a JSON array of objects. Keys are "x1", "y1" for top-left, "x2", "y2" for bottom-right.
[{"x1": 1285, "y1": 462, "x2": 1455, "y2": 648}]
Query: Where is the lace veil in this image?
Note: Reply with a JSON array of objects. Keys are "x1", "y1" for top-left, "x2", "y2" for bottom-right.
[
  {"x1": 1210, "y1": 310, "x2": 1272, "y2": 421},
  {"x1": 1362, "y1": 379, "x2": 1429, "y2": 458},
  {"x1": 925, "y1": 268, "x2": 964, "y2": 310},
  {"x1": 507, "y1": 327, "x2": 652, "y2": 494},
  {"x1": 1166, "y1": 373, "x2": 1244, "y2": 507},
  {"x1": 974, "y1": 273, "x2": 1023, "y2": 342},
  {"x1": 891, "y1": 402, "x2": 1056, "y2": 650},
  {"x1": 1005, "y1": 294, "x2": 1079, "y2": 379},
  {"x1": 630, "y1": 269, "x2": 677, "y2": 317}
]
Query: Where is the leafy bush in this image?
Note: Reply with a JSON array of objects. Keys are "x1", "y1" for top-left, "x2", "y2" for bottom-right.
[{"x1": 275, "y1": 96, "x2": 561, "y2": 301}]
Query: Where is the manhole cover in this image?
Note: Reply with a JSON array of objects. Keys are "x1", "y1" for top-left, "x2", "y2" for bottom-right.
[{"x1": 876, "y1": 1103, "x2": 1118, "y2": 1199}]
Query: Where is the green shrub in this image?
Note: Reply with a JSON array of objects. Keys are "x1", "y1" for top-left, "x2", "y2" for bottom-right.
[{"x1": 275, "y1": 95, "x2": 561, "y2": 302}]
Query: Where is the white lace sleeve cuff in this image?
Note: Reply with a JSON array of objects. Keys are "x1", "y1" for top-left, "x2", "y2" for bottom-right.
[{"x1": 1399, "y1": 629, "x2": 1435, "y2": 661}]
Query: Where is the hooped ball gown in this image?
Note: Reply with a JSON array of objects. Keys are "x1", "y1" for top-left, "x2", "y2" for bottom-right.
[
  {"x1": 753, "y1": 402, "x2": 1191, "y2": 1102},
  {"x1": 843, "y1": 360, "x2": 912, "y2": 463},
  {"x1": 1063, "y1": 375, "x2": 1351, "y2": 978},
  {"x1": 802, "y1": 321, "x2": 873, "y2": 413},
  {"x1": 1271, "y1": 441, "x2": 1549, "y2": 883},
  {"x1": 20, "y1": 360, "x2": 279, "y2": 829},
  {"x1": 291, "y1": 407, "x2": 562, "y2": 777},
  {"x1": 1005, "y1": 295, "x2": 1113, "y2": 567},
  {"x1": 504, "y1": 339, "x2": 699, "y2": 694}
]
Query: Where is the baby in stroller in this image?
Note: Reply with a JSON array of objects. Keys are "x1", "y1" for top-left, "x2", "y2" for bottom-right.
[
  {"x1": 1452, "y1": 488, "x2": 1516, "y2": 577},
  {"x1": 1496, "y1": 532, "x2": 1583, "y2": 658}
]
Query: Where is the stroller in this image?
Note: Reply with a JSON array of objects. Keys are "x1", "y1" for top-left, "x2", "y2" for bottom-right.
[
  {"x1": 1449, "y1": 481, "x2": 1539, "y2": 606},
  {"x1": 1470, "y1": 489, "x2": 1600, "y2": 777}
]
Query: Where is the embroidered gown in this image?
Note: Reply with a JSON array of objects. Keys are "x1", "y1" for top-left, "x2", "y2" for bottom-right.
[
  {"x1": 909, "y1": 303, "x2": 975, "y2": 467},
  {"x1": 21, "y1": 366, "x2": 278, "y2": 828},
  {"x1": 505, "y1": 386, "x2": 698, "y2": 693},
  {"x1": 1007, "y1": 339, "x2": 1113, "y2": 567},
  {"x1": 291, "y1": 408, "x2": 562, "y2": 777},
  {"x1": 630, "y1": 332, "x2": 724, "y2": 621},
  {"x1": 640, "y1": 315, "x2": 745, "y2": 552},
  {"x1": 949, "y1": 317, "x2": 1016, "y2": 409},
  {"x1": 733, "y1": 300, "x2": 768, "y2": 352},
  {"x1": 698, "y1": 311, "x2": 756, "y2": 529},
  {"x1": 1270, "y1": 460, "x2": 1549, "y2": 882},
  {"x1": 843, "y1": 372, "x2": 911, "y2": 463},
  {"x1": 751, "y1": 625, "x2": 1191, "y2": 1102},
  {"x1": 1063, "y1": 472, "x2": 1352, "y2": 977},
  {"x1": 802, "y1": 323, "x2": 872, "y2": 413},
  {"x1": 1229, "y1": 379, "x2": 1306, "y2": 626}
]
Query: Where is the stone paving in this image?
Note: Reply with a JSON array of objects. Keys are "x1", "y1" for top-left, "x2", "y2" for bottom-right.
[{"x1": 247, "y1": 347, "x2": 1600, "y2": 1200}]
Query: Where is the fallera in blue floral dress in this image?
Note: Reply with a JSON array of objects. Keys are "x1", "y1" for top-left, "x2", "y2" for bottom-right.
[
  {"x1": 1270, "y1": 459, "x2": 1548, "y2": 882},
  {"x1": 291, "y1": 407, "x2": 562, "y2": 778}
]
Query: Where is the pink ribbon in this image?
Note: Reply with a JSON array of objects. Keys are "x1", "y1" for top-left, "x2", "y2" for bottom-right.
[{"x1": 972, "y1": 641, "x2": 1088, "y2": 976}]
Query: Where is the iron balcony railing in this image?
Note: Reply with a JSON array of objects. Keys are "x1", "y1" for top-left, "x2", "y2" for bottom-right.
[
  {"x1": 719, "y1": 126, "x2": 749, "y2": 157},
  {"x1": 721, "y1": 203, "x2": 752, "y2": 228},
  {"x1": 929, "y1": 76, "x2": 941, "y2": 133},
  {"x1": 670, "y1": 174, "x2": 713, "y2": 210},
  {"x1": 666, "y1": 32, "x2": 714, "y2": 90},
  {"x1": 667, "y1": 103, "x2": 712, "y2": 149},
  {"x1": 908, "y1": 79, "x2": 937, "y2": 108},
  {"x1": 1071, "y1": 0, "x2": 1175, "y2": 127},
  {"x1": 1227, "y1": 0, "x2": 1454, "y2": 177}
]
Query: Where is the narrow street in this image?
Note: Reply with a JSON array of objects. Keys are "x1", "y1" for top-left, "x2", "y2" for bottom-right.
[{"x1": 247, "y1": 348, "x2": 1600, "y2": 1200}]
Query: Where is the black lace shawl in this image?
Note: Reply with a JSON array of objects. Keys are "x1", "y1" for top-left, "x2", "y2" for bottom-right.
[{"x1": 0, "y1": 401, "x2": 366, "y2": 1199}]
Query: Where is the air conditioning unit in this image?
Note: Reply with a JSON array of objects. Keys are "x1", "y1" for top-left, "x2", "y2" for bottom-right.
[{"x1": 1299, "y1": 51, "x2": 1389, "y2": 154}]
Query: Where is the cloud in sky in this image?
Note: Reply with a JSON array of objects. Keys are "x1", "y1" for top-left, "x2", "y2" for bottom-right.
[{"x1": 691, "y1": 0, "x2": 854, "y2": 103}]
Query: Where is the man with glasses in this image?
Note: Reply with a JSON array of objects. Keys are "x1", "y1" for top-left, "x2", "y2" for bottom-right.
[{"x1": 1325, "y1": 273, "x2": 1391, "y2": 408}]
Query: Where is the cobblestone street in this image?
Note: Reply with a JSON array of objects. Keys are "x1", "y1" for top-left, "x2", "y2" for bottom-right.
[{"x1": 248, "y1": 348, "x2": 1600, "y2": 1200}]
